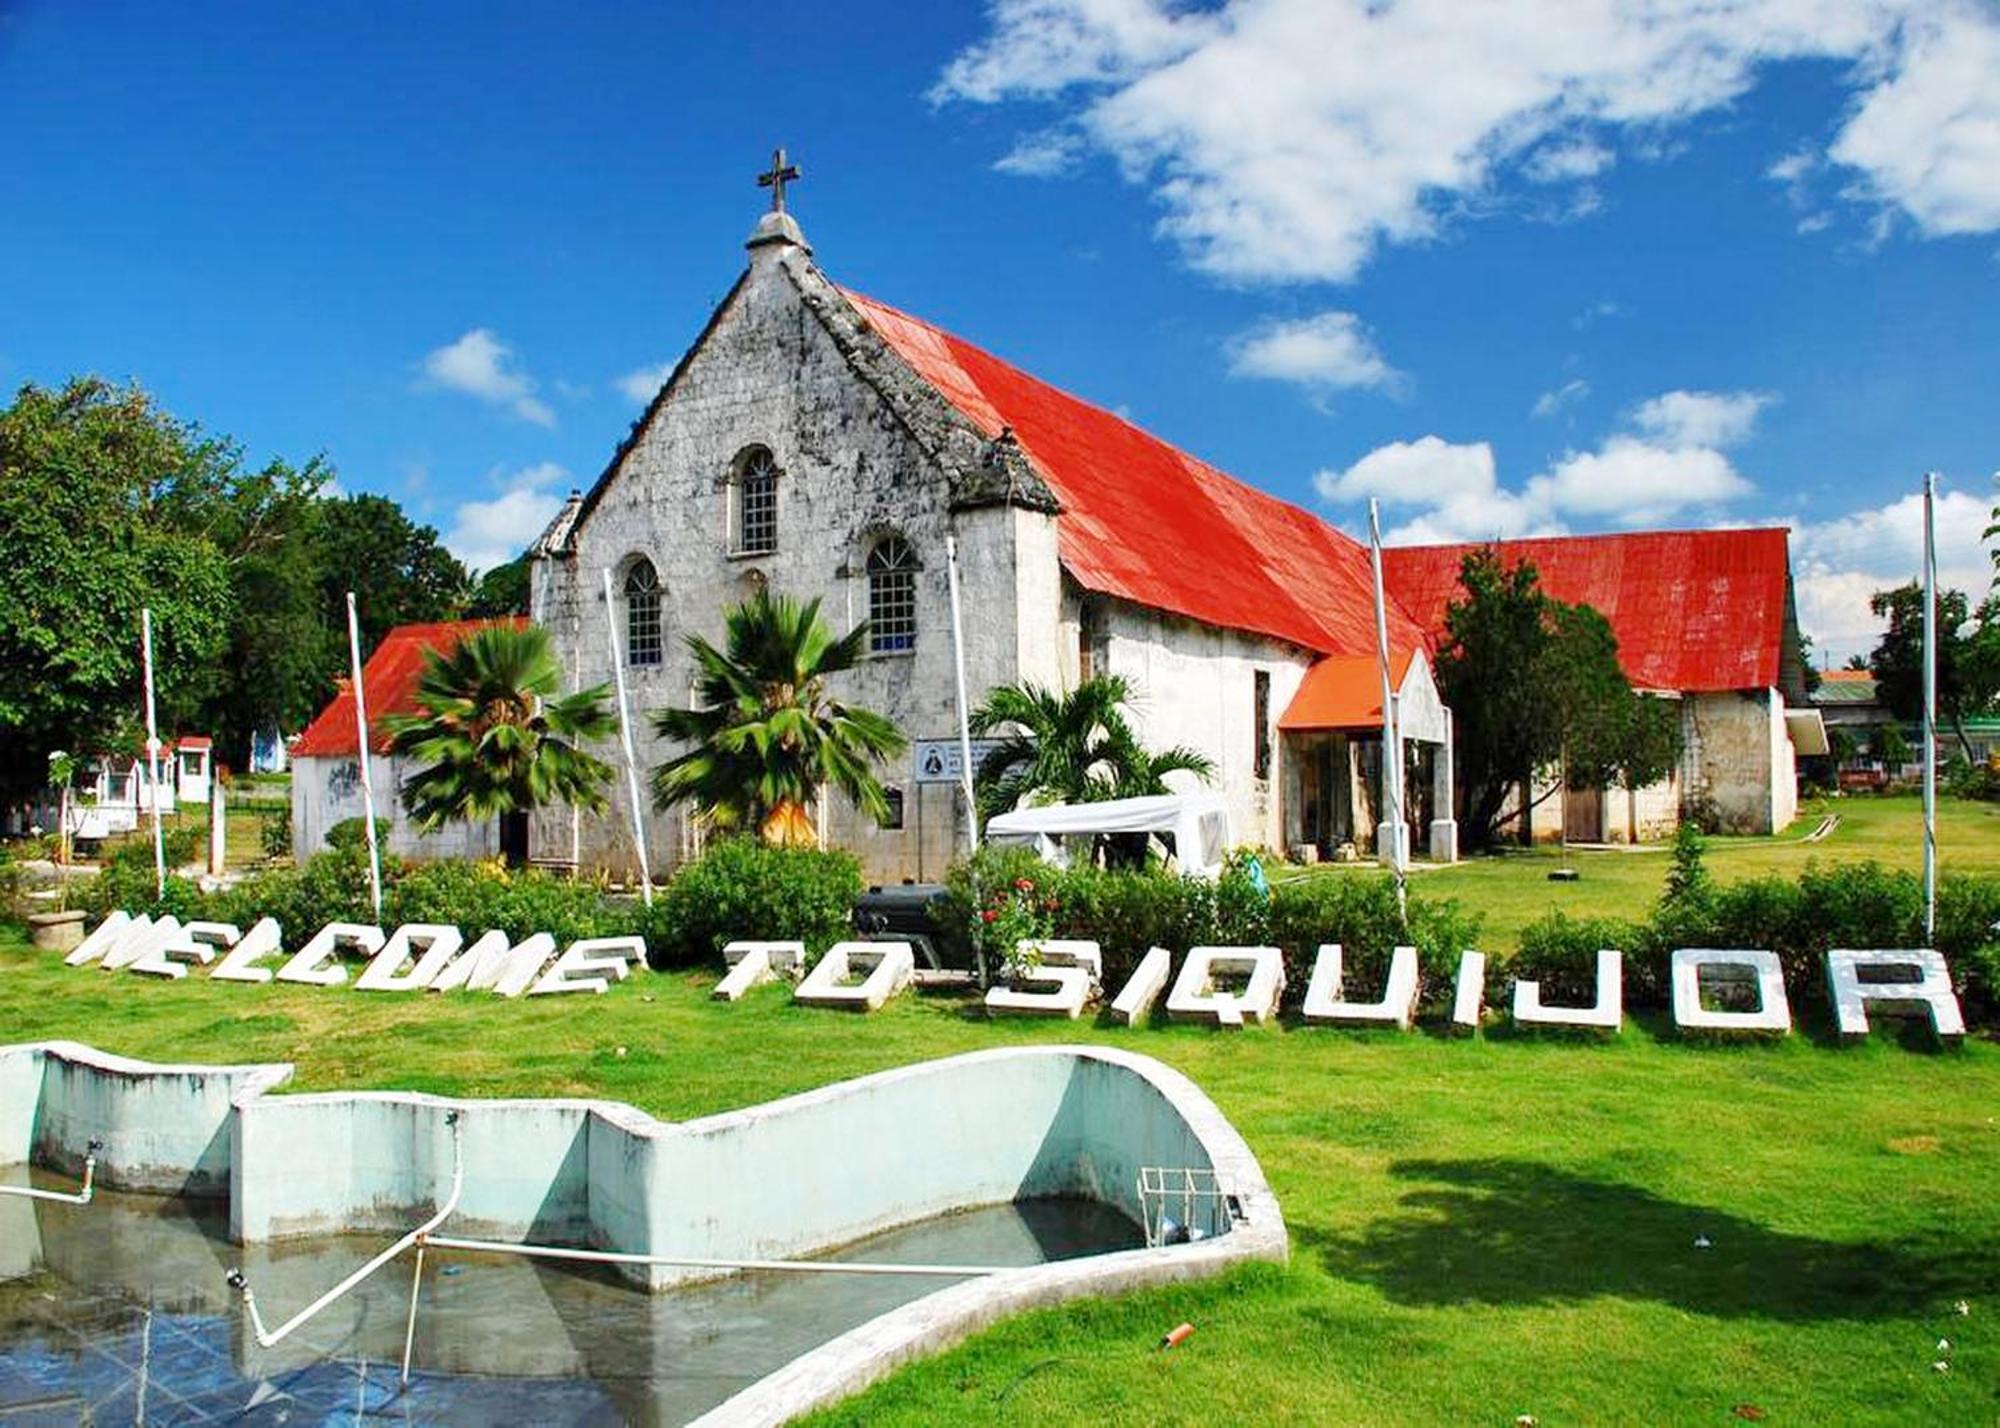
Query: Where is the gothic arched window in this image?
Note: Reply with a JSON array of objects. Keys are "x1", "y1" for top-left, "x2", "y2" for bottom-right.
[
  {"x1": 732, "y1": 446, "x2": 779, "y2": 555},
  {"x1": 623, "y1": 557, "x2": 663, "y2": 667},
  {"x1": 866, "y1": 536, "x2": 917, "y2": 654}
]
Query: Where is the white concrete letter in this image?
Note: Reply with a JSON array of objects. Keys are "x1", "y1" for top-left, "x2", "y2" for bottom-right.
[
  {"x1": 1302, "y1": 944, "x2": 1419, "y2": 1029},
  {"x1": 1451, "y1": 951, "x2": 1487, "y2": 1031},
  {"x1": 276, "y1": 923, "x2": 383, "y2": 987},
  {"x1": 1826, "y1": 948, "x2": 1965, "y2": 1041},
  {"x1": 1166, "y1": 946, "x2": 1286, "y2": 1028},
  {"x1": 1671, "y1": 948, "x2": 1791, "y2": 1035},
  {"x1": 793, "y1": 941, "x2": 916, "y2": 1011},
  {"x1": 1109, "y1": 946, "x2": 1174, "y2": 1026},
  {"x1": 355, "y1": 924, "x2": 464, "y2": 991},
  {"x1": 1512, "y1": 948, "x2": 1622, "y2": 1032},
  {"x1": 529, "y1": 937, "x2": 644, "y2": 996},
  {"x1": 985, "y1": 940, "x2": 1103, "y2": 1019},
  {"x1": 210, "y1": 918, "x2": 286, "y2": 982},
  {"x1": 65, "y1": 912, "x2": 136, "y2": 967},
  {"x1": 714, "y1": 941, "x2": 806, "y2": 1001},
  {"x1": 427, "y1": 930, "x2": 558, "y2": 997},
  {"x1": 130, "y1": 921, "x2": 240, "y2": 979}
]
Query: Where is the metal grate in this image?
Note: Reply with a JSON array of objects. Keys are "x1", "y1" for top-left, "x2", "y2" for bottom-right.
[
  {"x1": 867, "y1": 538, "x2": 917, "y2": 654},
  {"x1": 1136, "y1": 1166, "x2": 1241, "y2": 1248}
]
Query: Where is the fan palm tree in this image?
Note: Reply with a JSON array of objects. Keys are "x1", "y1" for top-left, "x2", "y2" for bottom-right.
[
  {"x1": 970, "y1": 674, "x2": 1214, "y2": 818},
  {"x1": 383, "y1": 623, "x2": 615, "y2": 863},
  {"x1": 650, "y1": 590, "x2": 907, "y2": 847}
]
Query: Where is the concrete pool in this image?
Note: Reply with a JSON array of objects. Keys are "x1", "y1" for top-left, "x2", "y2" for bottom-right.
[{"x1": 1, "y1": 1040, "x2": 1286, "y2": 1423}]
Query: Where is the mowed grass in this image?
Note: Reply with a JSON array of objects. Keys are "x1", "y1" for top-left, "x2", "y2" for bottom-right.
[
  {"x1": 1276, "y1": 792, "x2": 2000, "y2": 948},
  {"x1": 3, "y1": 898, "x2": 1996, "y2": 1423}
]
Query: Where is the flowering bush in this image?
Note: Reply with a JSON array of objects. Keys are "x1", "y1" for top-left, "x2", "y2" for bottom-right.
[{"x1": 977, "y1": 871, "x2": 1058, "y2": 980}]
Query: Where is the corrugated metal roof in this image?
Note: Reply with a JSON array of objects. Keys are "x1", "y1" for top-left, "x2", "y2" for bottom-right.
[
  {"x1": 292, "y1": 619, "x2": 525, "y2": 758},
  {"x1": 1278, "y1": 650, "x2": 1415, "y2": 732},
  {"x1": 1380, "y1": 529, "x2": 1791, "y2": 693},
  {"x1": 842, "y1": 289, "x2": 1426, "y2": 662}
]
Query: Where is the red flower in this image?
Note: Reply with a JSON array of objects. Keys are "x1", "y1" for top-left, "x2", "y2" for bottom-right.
[
  {"x1": 1043, "y1": 898, "x2": 1058, "y2": 912},
  {"x1": 1015, "y1": 877, "x2": 1035, "y2": 892},
  {"x1": 980, "y1": 909, "x2": 999, "y2": 923}
]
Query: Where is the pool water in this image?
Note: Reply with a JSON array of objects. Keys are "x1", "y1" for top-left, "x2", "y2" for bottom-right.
[{"x1": 0, "y1": 1171, "x2": 1141, "y2": 1425}]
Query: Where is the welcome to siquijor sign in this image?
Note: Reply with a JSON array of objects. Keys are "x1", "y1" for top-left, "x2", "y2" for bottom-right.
[{"x1": 64, "y1": 912, "x2": 641, "y2": 997}]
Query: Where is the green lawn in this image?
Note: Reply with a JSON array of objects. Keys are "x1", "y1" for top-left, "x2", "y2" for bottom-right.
[
  {"x1": 2, "y1": 901, "x2": 1994, "y2": 1424},
  {"x1": 1276, "y1": 792, "x2": 2000, "y2": 948}
]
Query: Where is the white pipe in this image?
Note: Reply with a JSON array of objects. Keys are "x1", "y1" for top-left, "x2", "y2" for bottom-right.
[
  {"x1": 423, "y1": 1233, "x2": 1000, "y2": 1278},
  {"x1": 944, "y1": 535, "x2": 981, "y2": 859},
  {"x1": 139, "y1": 608, "x2": 166, "y2": 899},
  {"x1": 600, "y1": 568, "x2": 654, "y2": 906},
  {"x1": 1366, "y1": 501, "x2": 1407, "y2": 918},
  {"x1": 232, "y1": 1116, "x2": 463, "y2": 1349},
  {"x1": 0, "y1": 1144, "x2": 98, "y2": 1204},
  {"x1": 1923, "y1": 472, "x2": 1937, "y2": 943},
  {"x1": 345, "y1": 593, "x2": 384, "y2": 920}
]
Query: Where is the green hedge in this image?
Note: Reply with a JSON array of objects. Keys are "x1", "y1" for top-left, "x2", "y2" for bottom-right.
[{"x1": 645, "y1": 838, "x2": 863, "y2": 969}]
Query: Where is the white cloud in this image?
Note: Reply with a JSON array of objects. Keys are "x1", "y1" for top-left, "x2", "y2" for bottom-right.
[
  {"x1": 1226, "y1": 311, "x2": 1401, "y2": 392},
  {"x1": 1533, "y1": 438, "x2": 1752, "y2": 525},
  {"x1": 1531, "y1": 378, "x2": 1591, "y2": 418},
  {"x1": 444, "y1": 462, "x2": 570, "y2": 574},
  {"x1": 1790, "y1": 484, "x2": 1995, "y2": 662},
  {"x1": 938, "y1": 0, "x2": 2000, "y2": 282},
  {"x1": 420, "y1": 329, "x2": 554, "y2": 427},
  {"x1": 616, "y1": 361, "x2": 675, "y2": 406},
  {"x1": 1315, "y1": 436, "x2": 1558, "y2": 544},
  {"x1": 1320, "y1": 385, "x2": 1769, "y2": 539},
  {"x1": 996, "y1": 128, "x2": 1086, "y2": 176},
  {"x1": 1629, "y1": 389, "x2": 1772, "y2": 448}
]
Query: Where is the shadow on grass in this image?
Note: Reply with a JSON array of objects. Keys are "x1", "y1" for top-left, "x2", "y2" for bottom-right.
[{"x1": 1309, "y1": 1157, "x2": 1993, "y2": 1320}]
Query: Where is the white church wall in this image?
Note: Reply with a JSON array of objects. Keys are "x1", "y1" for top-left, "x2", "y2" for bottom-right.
[
  {"x1": 1687, "y1": 689, "x2": 1790, "y2": 834},
  {"x1": 1092, "y1": 599, "x2": 1311, "y2": 854}
]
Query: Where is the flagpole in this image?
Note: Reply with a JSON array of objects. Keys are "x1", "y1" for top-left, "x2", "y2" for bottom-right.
[
  {"x1": 601, "y1": 568, "x2": 654, "y2": 907},
  {"x1": 345, "y1": 593, "x2": 384, "y2": 921},
  {"x1": 1922, "y1": 472, "x2": 1937, "y2": 943},
  {"x1": 139, "y1": 608, "x2": 166, "y2": 899},
  {"x1": 945, "y1": 535, "x2": 981, "y2": 858},
  {"x1": 1367, "y1": 500, "x2": 1407, "y2": 922}
]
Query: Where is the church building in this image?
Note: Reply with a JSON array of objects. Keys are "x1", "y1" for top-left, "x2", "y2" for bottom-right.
[{"x1": 523, "y1": 166, "x2": 1814, "y2": 884}]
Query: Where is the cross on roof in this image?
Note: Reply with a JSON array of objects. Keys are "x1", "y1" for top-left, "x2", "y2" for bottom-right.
[{"x1": 757, "y1": 147, "x2": 801, "y2": 214}]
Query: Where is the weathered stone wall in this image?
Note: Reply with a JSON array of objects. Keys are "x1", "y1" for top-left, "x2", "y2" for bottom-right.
[
  {"x1": 530, "y1": 240, "x2": 1062, "y2": 884},
  {"x1": 1686, "y1": 689, "x2": 1791, "y2": 834},
  {"x1": 292, "y1": 754, "x2": 500, "y2": 862}
]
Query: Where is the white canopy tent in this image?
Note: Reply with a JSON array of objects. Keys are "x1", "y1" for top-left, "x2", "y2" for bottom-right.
[{"x1": 983, "y1": 793, "x2": 1234, "y2": 881}]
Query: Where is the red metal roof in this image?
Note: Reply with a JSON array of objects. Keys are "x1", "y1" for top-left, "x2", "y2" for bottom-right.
[
  {"x1": 842, "y1": 289, "x2": 1427, "y2": 662},
  {"x1": 1380, "y1": 529, "x2": 1792, "y2": 693},
  {"x1": 292, "y1": 620, "x2": 525, "y2": 758},
  {"x1": 1278, "y1": 650, "x2": 1415, "y2": 732}
]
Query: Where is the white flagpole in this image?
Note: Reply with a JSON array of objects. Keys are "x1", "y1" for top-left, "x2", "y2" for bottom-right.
[
  {"x1": 945, "y1": 535, "x2": 981, "y2": 858},
  {"x1": 1367, "y1": 500, "x2": 1407, "y2": 920},
  {"x1": 1922, "y1": 472, "x2": 1937, "y2": 943},
  {"x1": 601, "y1": 568, "x2": 654, "y2": 907},
  {"x1": 345, "y1": 593, "x2": 384, "y2": 921},
  {"x1": 139, "y1": 608, "x2": 166, "y2": 899}
]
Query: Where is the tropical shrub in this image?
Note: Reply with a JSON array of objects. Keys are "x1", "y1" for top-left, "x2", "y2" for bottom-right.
[
  {"x1": 1266, "y1": 875, "x2": 1482, "y2": 1011},
  {"x1": 389, "y1": 860, "x2": 625, "y2": 949},
  {"x1": 1507, "y1": 911, "x2": 1654, "y2": 1008},
  {"x1": 645, "y1": 838, "x2": 864, "y2": 969},
  {"x1": 208, "y1": 844, "x2": 392, "y2": 934}
]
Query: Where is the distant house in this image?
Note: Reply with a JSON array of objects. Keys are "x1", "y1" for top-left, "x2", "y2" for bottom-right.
[
  {"x1": 290, "y1": 620, "x2": 524, "y2": 861},
  {"x1": 68, "y1": 736, "x2": 213, "y2": 841},
  {"x1": 1382, "y1": 530, "x2": 1823, "y2": 839}
]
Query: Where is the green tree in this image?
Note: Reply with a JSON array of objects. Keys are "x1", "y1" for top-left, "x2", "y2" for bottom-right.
[
  {"x1": 0, "y1": 379, "x2": 235, "y2": 801},
  {"x1": 649, "y1": 590, "x2": 906, "y2": 846},
  {"x1": 969, "y1": 674, "x2": 1214, "y2": 818},
  {"x1": 383, "y1": 623, "x2": 615, "y2": 863},
  {"x1": 315, "y1": 494, "x2": 469, "y2": 657},
  {"x1": 1867, "y1": 583, "x2": 2000, "y2": 763},
  {"x1": 1436, "y1": 547, "x2": 1682, "y2": 848},
  {"x1": 465, "y1": 555, "x2": 532, "y2": 618}
]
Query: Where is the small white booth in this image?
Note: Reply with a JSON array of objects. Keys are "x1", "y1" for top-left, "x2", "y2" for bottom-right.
[{"x1": 984, "y1": 793, "x2": 1233, "y2": 881}]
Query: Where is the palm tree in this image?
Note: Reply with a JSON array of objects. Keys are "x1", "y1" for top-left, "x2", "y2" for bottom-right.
[
  {"x1": 384, "y1": 623, "x2": 615, "y2": 864},
  {"x1": 650, "y1": 590, "x2": 906, "y2": 847},
  {"x1": 970, "y1": 674, "x2": 1214, "y2": 818}
]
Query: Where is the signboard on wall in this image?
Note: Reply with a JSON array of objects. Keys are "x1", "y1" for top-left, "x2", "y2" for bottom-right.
[{"x1": 912, "y1": 738, "x2": 1009, "y2": 785}]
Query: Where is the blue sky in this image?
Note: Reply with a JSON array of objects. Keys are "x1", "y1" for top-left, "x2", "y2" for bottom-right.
[{"x1": 2, "y1": 1, "x2": 1995, "y2": 660}]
